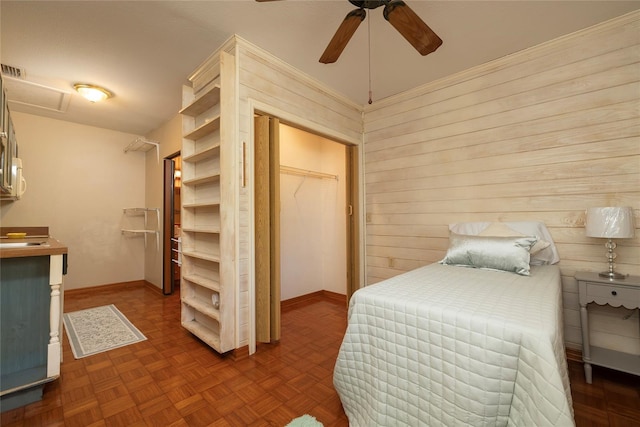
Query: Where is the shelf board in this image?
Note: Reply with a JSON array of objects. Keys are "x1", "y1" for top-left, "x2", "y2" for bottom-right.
[
  {"x1": 181, "y1": 319, "x2": 221, "y2": 350},
  {"x1": 588, "y1": 346, "x2": 640, "y2": 377},
  {"x1": 179, "y1": 85, "x2": 220, "y2": 117},
  {"x1": 183, "y1": 273, "x2": 220, "y2": 292},
  {"x1": 183, "y1": 115, "x2": 220, "y2": 141},
  {"x1": 182, "y1": 200, "x2": 220, "y2": 208},
  {"x1": 124, "y1": 138, "x2": 159, "y2": 163},
  {"x1": 181, "y1": 250, "x2": 220, "y2": 263},
  {"x1": 182, "y1": 173, "x2": 220, "y2": 186},
  {"x1": 183, "y1": 144, "x2": 220, "y2": 163},
  {"x1": 121, "y1": 229, "x2": 157, "y2": 234},
  {"x1": 123, "y1": 207, "x2": 159, "y2": 215},
  {"x1": 181, "y1": 226, "x2": 220, "y2": 234},
  {"x1": 182, "y1": 296, "x2": 220, "y2": 321}
]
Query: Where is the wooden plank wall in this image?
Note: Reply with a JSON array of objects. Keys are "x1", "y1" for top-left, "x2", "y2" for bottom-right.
[
  {"x1": 363, "y1": 12, "x2": 640, "y2": 353},
  {"x1": 231, "y1": 38, "x2": 363, "y2": 348}
]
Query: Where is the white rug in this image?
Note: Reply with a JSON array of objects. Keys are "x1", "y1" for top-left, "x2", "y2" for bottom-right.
[
  {"x1": 286, "y1": 414, "x2": 323, "y2": 427},
  {"x1": 63, "y1": 304, "x2": 147, "y2": 359}
]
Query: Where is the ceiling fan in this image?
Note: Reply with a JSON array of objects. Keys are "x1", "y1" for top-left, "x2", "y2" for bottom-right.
[{"x1": 256, "y1": 0, "x2": 443, "y2": 64}]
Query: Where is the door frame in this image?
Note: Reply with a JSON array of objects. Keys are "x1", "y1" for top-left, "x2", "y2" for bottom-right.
[
  {"x1": 162, "y1": 152, "x2": 180, "y2": 295},
  {"x1": 250, "y1": 104, "x2": 363, "y2": 354}
]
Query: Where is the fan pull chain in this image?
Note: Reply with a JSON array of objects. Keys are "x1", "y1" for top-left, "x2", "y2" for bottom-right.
[{"x1": 368, "y1": 13, "x2": 373, "y2": 104}]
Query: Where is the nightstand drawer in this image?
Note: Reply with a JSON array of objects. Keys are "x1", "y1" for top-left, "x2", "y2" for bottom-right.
[{"x1": 584, "y1": 282, "x2": 640, "y2": 307}]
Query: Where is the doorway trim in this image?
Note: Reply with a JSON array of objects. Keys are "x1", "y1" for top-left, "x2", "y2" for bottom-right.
[
  {"x1": 247, "y1": 99, "x2": 365, "y2": 354},
  {"x1": 162, "y1": 151, "x2": 180, "y2": 295}
]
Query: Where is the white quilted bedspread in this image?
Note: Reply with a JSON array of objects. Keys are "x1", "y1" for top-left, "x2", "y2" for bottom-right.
[{"x1": 334, "y1": 263, "x2": 574, "y2": 426}]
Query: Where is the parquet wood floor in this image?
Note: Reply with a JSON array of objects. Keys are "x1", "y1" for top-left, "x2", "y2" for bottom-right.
[{"x1": 1, "y1": 282, "x2": 639, "y2": 426}]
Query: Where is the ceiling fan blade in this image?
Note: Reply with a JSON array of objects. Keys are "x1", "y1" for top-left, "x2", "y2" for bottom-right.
[
  {"x1": 383, "y1": 0, "x2": 442, "y2": 56},
  {"x1": 319, "y1": 8, "x2": 366, "y2": 64}
]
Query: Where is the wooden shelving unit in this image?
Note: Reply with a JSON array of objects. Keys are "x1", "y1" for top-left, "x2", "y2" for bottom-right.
[{"x1": 179, "y1": 51, "x2": 236, "y2": 354}]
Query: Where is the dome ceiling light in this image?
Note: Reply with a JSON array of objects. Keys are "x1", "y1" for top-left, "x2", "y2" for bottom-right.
[{"x1": 73, "y1": 83, "x2": 112, "y2": 103}]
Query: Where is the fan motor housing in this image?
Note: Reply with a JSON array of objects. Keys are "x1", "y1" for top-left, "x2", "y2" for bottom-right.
[{"x1": 348, "y1": 0, "x2": 387, "y2": 10}]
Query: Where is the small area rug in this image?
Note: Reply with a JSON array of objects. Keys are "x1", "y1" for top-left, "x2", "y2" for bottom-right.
[
  {"x1": 63, "y1": 304, "x2": 146, "y2": 359},
  {"x1": 286, "y1": 414, "x2": 323, "y2": 427}
]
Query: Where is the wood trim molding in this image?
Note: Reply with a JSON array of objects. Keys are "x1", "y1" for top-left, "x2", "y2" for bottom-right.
[
  {"x1": 566, "y1": 347, "x2": 583, "y2": 363},
  {"x1": 144, "y1": 281, "x2": 164, "y2": 295},
  {"x1": 234, "y1": 35, "x2": 362, "y2": 111},
  {"x1": 281, "y1": 290, "x2": 347, "y2": 312},
  {"x1": 238, "y1": 38, "x2": 362, "y2": 110},
  {"x1": 64, "y1": 280, "x2": 150, "y2": 297},
  {"x1": 162, "y1": 158, "x2": 174, "y2": 296},
  {"x1": 322, "y1": 290, "x2": 348, "y2": 305}
]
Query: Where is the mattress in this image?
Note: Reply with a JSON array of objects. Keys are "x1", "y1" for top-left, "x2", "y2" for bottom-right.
[{"x1": 333, "y1": 263, "x2": 574, "y2": 426}]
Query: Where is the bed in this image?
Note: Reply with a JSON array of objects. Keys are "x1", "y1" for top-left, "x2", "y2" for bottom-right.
[{"x1": 333, "y1": 222, "x2": 575, "y2": 426}]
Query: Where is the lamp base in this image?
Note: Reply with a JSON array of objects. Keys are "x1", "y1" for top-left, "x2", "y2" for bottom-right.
[{"x1": 598, "y1": 271, "x2": 628, "y2": 280}]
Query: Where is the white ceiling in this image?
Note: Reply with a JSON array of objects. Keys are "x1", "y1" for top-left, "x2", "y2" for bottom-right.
[{"x1": 1, "y1": 1, "x2": 638, "y2": 136}]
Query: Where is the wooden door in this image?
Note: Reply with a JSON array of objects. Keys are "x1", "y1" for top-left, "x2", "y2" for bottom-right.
[
  {"x1": 346, "y1": 144, "x2": 360, "y2": 303},
  {"x1": 162, "y1": 158, "x2": 175, "y2": 295},
  {"x1": 255, "y1": 117, "x2": 359, "y2": 343},
  {"x1": 254, "y1": 116, "x2": 281, "y2": 343}
]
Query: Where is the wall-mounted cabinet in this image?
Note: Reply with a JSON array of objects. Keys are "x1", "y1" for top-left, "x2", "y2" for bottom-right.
[{"x1": 180, "y1": 50, "x2": 236, "y2": 353}]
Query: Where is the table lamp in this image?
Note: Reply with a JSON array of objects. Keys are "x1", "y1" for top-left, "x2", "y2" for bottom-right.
[{"x1": 585, "y1": 206, "x2": 635, "y2": 279}]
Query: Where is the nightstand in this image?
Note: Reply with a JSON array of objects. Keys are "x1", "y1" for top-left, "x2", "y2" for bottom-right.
[{"x1": 576, "y1": 271, "x2": 640, "y2": 384}]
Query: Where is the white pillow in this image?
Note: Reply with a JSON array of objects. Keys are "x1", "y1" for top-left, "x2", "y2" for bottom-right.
[
  {"x1": 440, "y1": 232, "x2": 538, "y2": 275},
  {"x1": 449, "y1": 221, "x2": 560, "y2": 265},
  {"x1": 478, "y1": 222, "x2": 551, "y2": 255}
]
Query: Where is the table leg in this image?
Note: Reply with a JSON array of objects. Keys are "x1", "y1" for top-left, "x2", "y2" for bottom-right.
[
  {"x1": 584, "y1": 361, "x2": 593, "y2": 384},
  {"x1": 579, "y1": 303, "x2": 593, "y2": 384}
]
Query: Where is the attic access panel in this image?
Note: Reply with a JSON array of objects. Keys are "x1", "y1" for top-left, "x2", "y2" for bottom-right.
[{"x1": 3, "y1": 77, "x2": 71, "y2": 113}]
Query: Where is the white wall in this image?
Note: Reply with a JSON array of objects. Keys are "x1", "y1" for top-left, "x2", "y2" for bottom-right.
[
  {"x1": 0, "y1": 112, "x2": 183, "y2": 292},
  {"x1": 279, "y1": 124, "x2": 347, "y2": 300},
  {"x1": 0, "y1": 112, "x2": 145, "y2": 290},
  {"x1": 143, "y1": 114, "x2": 182, "y2": 289}
]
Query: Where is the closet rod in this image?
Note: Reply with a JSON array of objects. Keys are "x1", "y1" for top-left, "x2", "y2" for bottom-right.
[{"x1": 280, "y1": 165, "x2": 337, "y2": 181}]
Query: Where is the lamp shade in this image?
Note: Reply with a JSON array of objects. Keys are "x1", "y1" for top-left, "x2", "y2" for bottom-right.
[{"x1": 585, "y1": 207, "x2": 635, "y2": 238}]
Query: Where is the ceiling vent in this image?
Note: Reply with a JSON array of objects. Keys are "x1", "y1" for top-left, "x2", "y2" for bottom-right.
[{"x1": 1, "y1": 64, "x2": 26, "y2": 79}]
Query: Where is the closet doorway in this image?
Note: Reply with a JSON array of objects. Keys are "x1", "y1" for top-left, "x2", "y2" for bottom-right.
[
  {"x1": 162, "y1": 153, "x2": 181, "y2": 295},
  {"x1": 254, "y1": 116, "x2": 359, "y2": 344}
]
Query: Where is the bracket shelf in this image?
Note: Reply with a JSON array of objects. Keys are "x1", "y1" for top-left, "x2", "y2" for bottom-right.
[
  {"x1": 124, "y1": 138, "x2": 159, "y2": 163},
  {"x1": 121, "y1": 208, "x2": 160, "y2": 251}
]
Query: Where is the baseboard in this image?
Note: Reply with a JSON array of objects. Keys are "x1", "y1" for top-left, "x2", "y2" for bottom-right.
[
  {"x1": 229, "y1": 345, "x2": 250, "y2": 361},
  {"x1": 281, "y1": 290, "x2": 347, "y2": 312},
  {"x1": 566, "y1": 347, "x2": 583, "y2": 363},
  {"x1": 322, "y1": 290, "x2": 348, "y2": 306},
  {"x1": 64, "y1": 280, "x2": 148, "y2": 297},
  {"x1": 143, "y1": 281, "x2": 164, "y2": 294}
]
